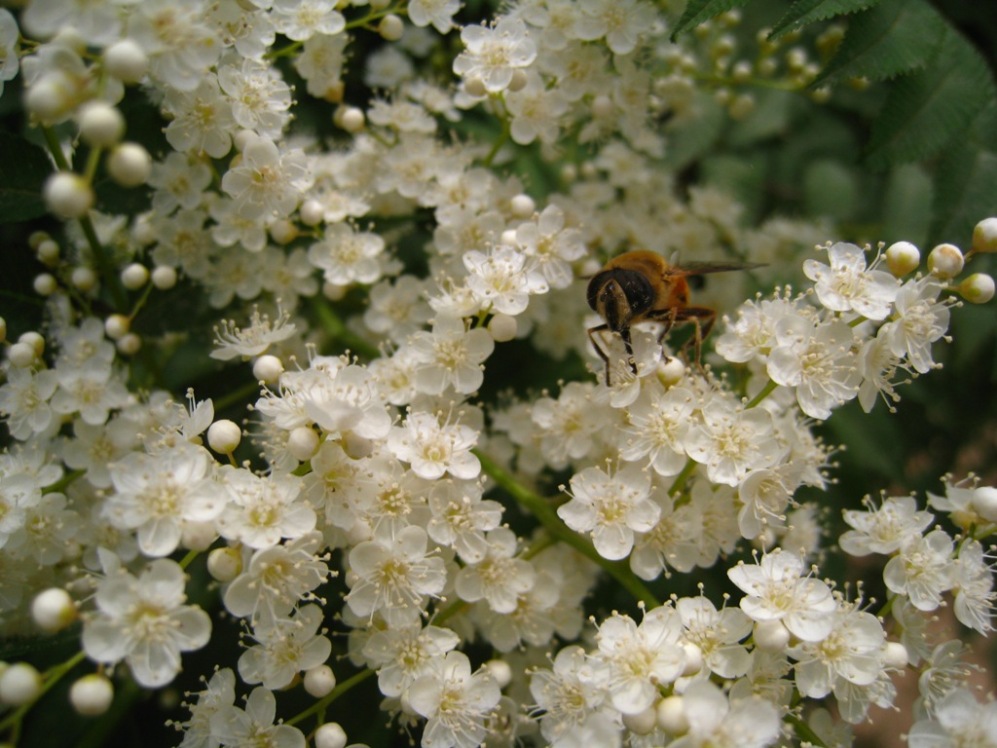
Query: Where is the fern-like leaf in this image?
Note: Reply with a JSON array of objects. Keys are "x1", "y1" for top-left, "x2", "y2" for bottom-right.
[
  {"x1": 769, "y1": 0, "x2": 881, "y2": 40},
  {"x1": 671, "y1": 0, "x2": 750, "y2": 39}
]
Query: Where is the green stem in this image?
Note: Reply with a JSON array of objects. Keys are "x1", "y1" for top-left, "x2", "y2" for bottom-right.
[
  {"x1": 474, "y1": 450, "x2": 660, "y2": 608},
  {"x1": 667, "y1": 458, "x2": 697, "y2": 498},
  {"x1": 286, "y1": 668, "x2": 376, "y2": 727},
  {"x1": 744, "y1": 378, "x2": 778, "y2": 409},
  {"x1": 784, "y1": 712, "x2": 828, "y2": 748},
  {"x1": 0, "y1": 650, "x2": 87, "y2": 738},
  {"x1": 482, "y1": 116, "x2": 511, "y2": 168},
  {"x1": 309, "y1": 296, "x2": 380, "y2": 360}
]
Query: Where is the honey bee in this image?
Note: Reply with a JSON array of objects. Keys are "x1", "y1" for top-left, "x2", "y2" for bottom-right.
[{"x1": 586, "y1": 249, "x2": 763, "y2": 383}]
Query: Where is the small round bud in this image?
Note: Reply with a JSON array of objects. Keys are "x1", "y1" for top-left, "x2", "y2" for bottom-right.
[
  {"x1": 116, "y1": 333, "x2": 142, "y2": 356},
  {"x1": 314, "y1": 722, "x2": 348, "y2": 748},
  {"x1": 509, "y1": 194, "x2": 535, "y2": 218},
  {"x1": 0, "y1": 663, "x2": 42, "y2": 706},
  {"x1": 338, "y1": 106, "x2": 365, "y2": 134},
  {"x1": 151, "y1": 265, "x2": 178, "y2": 290},
  {"x1": 253, "y1": 354, "x2": 284, "y2": 384},
  {"x1": 44, "y1": 172, "x2": 94, "y2": 219},
  {"x1": 508, "y1": 69, "x2": 528, "y2": 92},
  {"x1": 323, "y1": 282, "x2": 347, "y2": 301},
  {"x1": 33, "y1": 273, "x2": 58, "y2": 296},
  {"x1": 958, "y1": 273, "x2": 995, "y2": 305},
  {"x1": 70, "y1": 674, "x2": 114, "y2": 717},
  {"x1": 19, "y1": 332, "x2": 45, "y2": 357},
  {"x1": 303, "y1": 665, "x2": 337, "y2": 698},
  {"x1": 300, "y1": 199, "x2": 324, "y2": 226},
  {"x1": 484, "y1": 659, "x2": 512, "y2": 689},
  {"x1": 181, "y1": 520, "x2": 216, "y2": 552},
  {"x1": 233, "y1": 129, "x2": 256, "y2": 152},
  {"x1": 488, "y1": 313, "x2": 517, "y2": 342},
  {"x1": 882, "y1": 641, "x2": 909, "y2": 669},
  {"x1": 753, "y1": 619, "x2": 790, "y2": 651},
  {"x1": 29, "y1": 231, "x2": 50, "y2": 250},
  {"x1": 71, "y1": 266, "x2": 98, "y2": 293},
  {"x1": 31, "y1": 588, "x2": 76, "y2": 633},
  {"x1": 972, "y1": 217, "x2": 997, "y2": 254},
  {"x1": 120, "y1": 263, "x2": 149, "y2": 290},
  {"x1": 269, "y1": 219, "x2": 299, "y2": 244},
  {"x1": 104, "y1": 39, "x2": 148, "y2": 83},
  {"x1": 681, "y1": 642, "x2": 703, "y2": 676},
  {"x1": 78, "y1": 102, "x2": 125, "y2": 147},
  {"x1": 207, "y1": 419, "x2": 242, "y2": 454},
  {"x1": 656, "y1": 695, "x2": 688, "y2": 734},
  {"x1": 207, "y1": 546, "x2": 243, "y2": 582},
  {"x1": 287, "y1": 426, "x2": 320, "y2": 462},
  {"x1": 25, "y1": 74, "x2": 73, "y2": 122},
  {"x1": 36, "y1": 238, "x2": 60, "y2": 265},
  {"x1": 658, "y1": 356, "x2": 686, "y2": 386},
  {"x1": 927, "y1": 243, "x2": 964, "y2": 279},
  {"x1": 107, "y1": 143, "x2": 152, "y2": 187},
  {"x1": 378, "y1": 14, "x2": 404, "y2": 41},
  {"x1": 464, "y1": 76, "x2": 487, "y2": 98},
  {"x1": 104, "y1": 314, "x2": 130, "y2": 340},
  {"x1": 971, "y1": 486, "x2": 997, "y2": 523},
  {"x1": 623, "y1": 706, "x2": 657, "y2": 736},
  {"x1": 500, "y1": 228, "x2": 517, "y2": 246},
  {"x1": 591, "y1": 94, "x2": 614, "y2": 118},
  {"x1": 885, "y1": 241, "x2": 920, "y2": 277},
  {"x1": 8, "y1": 342, "x2": 38, "y2": 368}
]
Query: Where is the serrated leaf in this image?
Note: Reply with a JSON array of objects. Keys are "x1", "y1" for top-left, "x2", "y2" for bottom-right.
[
  {"x1": 770, "y1": 0, "x2": 881, "y2": 40},
  {"x1": 0, "y1": 132, "x2": 53, "y2": 224},
  {"x1": 865, "y1": 28, "x2": 995, "y2": 168},
  {"x1": 671, "y1": 0, "x2": 750, "y2": 40},
  {"x1": 815, "y1": 0, "x2": 946, "y2": 85},
  {"x1": 931, "y1": 142, "x2": 997, "y2": 247}
]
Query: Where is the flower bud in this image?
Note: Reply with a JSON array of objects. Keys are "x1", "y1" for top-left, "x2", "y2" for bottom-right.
[
  {"x1": 105, "y1": 314, "x2": 130, "y2": 340},
  {"x1": 70, "y1": 673, "x2": 114, "y2": 716},
  {"x1": 484, "y1": 659, "x2": 512, "y2": 689},
  {"x1": 464, "y1": 76, "x2": 487, "y2": 98},
  {"x1": 883, "y1": 641, "x2": 909, "y2": 669},
  {"x1": 958, "y1": 273, "x2": 995, "y2": 304},
  {"x1": 972, "y1": 217, "x2": 997, "y2": 254},
  {"x1": 927, "y1": 243, "x2": 964, "y2": 279},
  {"x1": 19, "y1": 331, "x2": 45, "y2": 357},
  {"x1": 337, "y1": 106, "x2": 365, "y2": 134},
  {"x1": 8, "y1": 342, "x2": 38, "y2": 368},
  {"x1": 303, "y1": 665, "x2": 337, "y2": 698},
  {"x1": 488, "y1": 313, "x2": 517, "y2": 342},
  {"x1": 207, "y1": 546, "x2": 243, "y2": 582},
  {"x1": 120, "y1": 263, "x2": 149, "y2": 290},
  {"x1": 36, "y1": 238, "x2": 60, "y2": 265},
  {"x1": 656, "y1": 695, "x2": 688, "y2": 734},
  {"x1": 207, "y1": 419, "x2": 242, "y2": 454},
  {"x1": 33, "y1": 273, "x2": 58, "y2": 296},
  {"x1": 116, "y1": 332, "x2": 142, "y2": 356},
  {"x1": 378, "y1": 14, "x2": 404, "y2": 41},
  {"x1": 314, "y1": 722, "x2": 348, "y2": 748},
  {"x1": 44, "y1": 172, "x2": 94, "y2": 219},
  {"x1": 107, "y1": 143, "x2": 152, "y2": 187},
  {"x1": 623, "y1": 706, "x2": 658, "y2": 735},
  {"x1": 71, "y1": 266, "x2": 98, "y2": 293},
  {"x1": 151, "y1": 265, "x2": 178, "y2": 290},
  {"x1": 753, "y1": 619, "x2": 790, "y2": 651},
  {"x1": 300, "y1": 199, "x2": 324, "y2": 226},
  {"x1": 885, "y1": 241, "x2": 920, "y2": 277},
  {"x1": 0, "y1": 663, "x2": 42, "y2": 706},
  {"x1": 31, "y1": 588, "x2": 76, "y2": 632},
  {"x1": 79, "y1": 102, "x2": 125, "y2": 147},
  {"x1": 287, "y1": 426, "x2": 320, "y2": 461},
  {"x1": 509, "y1": 193, "x2": 535, "y2": 218},
  {"x1": 253, "y1": 354, "x2": 284, "y2": 383},
  {"x1": 971, "y1": 486, "x2": 997, "y2": 523},
  {"x1": 104, "y1": 39, "x2": 148, "y2": 83}
]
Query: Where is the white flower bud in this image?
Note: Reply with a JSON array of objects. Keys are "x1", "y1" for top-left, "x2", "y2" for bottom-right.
[
  {"x1": 120, "y1": 263, "x2": 149, "y2": 290},
  {"x1": 233, "y1": 129, "x2": 256, "y2": 152},
  {"x1": 0, "y1": 663, "x2": 42, "y2": 706},
  {"x1": 500, "y1": 228, "x2": 518, "y2": 246},
  {"x1": 484, "y1": 659, "x2": 512, "y2": 689},
  {"x1": 378, "y1": 14, "x2": 404, "y2": 41},
  {"x1": 207, "y1": 547, "x2": 243, "y2": 582},
  {"x1": 958, "y1": 273, "x2": 995, "y2": 305},
  {"x1": 927, "y1": 243, "x2": 964, "y2": 279},
  {"x1": 753, "y1": 619, "x2": 790, "y2": 651},
  {"x1": 70, "y1": 674, "x2": 114, "y2": 716},
  {"x1": 44, "y1": 172, "x2": 94, "y2": 219},
  {"x1": 681, "y1": 642, "x2": 703, "y2": 676},
  {"x1": 509, "y1": 194, "x2": 535, "y2": 218},
  {"x1": 181, "y1": 520, "x2": 217, "y2": 551},
  {"x1": 19, "y1": 331, "x2": 45, "y2": 357},
  {"x1": 107, "y1": 143, "x2": 152, "y2": 187},
  {"x1": 116, "y1": 333, "x2": 142, "y2": 356},
  {"x1": 79, "y1": 102, "x2": 125, "y2": 147},
  {"x1": 270, "y1": 219, "x2": 299, "y2": 244},
  {"x1": 300, "y1": 199, "x2": 324, "y2": 226},
  {"x1": 314, "y1": 722, "x2": 348, "y2": 748},
  {"x1": 882, "y1": 641, "x2": 909, "y2": 669},
  {"x1": 338, "y1": 106, "x2": 365, "y2": 133},
  {"x1": 508, "y1": 69, "x2": 528, "y2": 92},
  {"x1": 658, "y1": 356, "x2": 686, "y2": 385},
  {"x1": 104, "y1": 314, "x2": 130, "y2": 340},
  {"x1": 8, "y1": 342, "x2": 38, "y2": 368},
  {"x1": 253, "y1": 354, "x2": 284, "y2": 383},
  {"x1": 464, "y1": 76, "x2": 487, "y2": 98},
  {"x1": 33, "y1": 273, "x2": 58, "y2": 296},
  {"x1": 624, "y1": 706, "x2": 658, "y2": 735},
  {"x1": 885, "y1": 241, "x2": 920, "y2": 277},
  {"x1": 303, "y1": 665, "x2": 337, "y2": 698},
  {"x1": 25, "y1": 74, "x2": 74, "y2": 121},
  {"x1": 591, "y1": 94, "x2": 614, "y2": 118},
  {"x1": 972, "y1": 217, "x2": 997, "y2": 254},
  {"x1": 36, "y1": 238, "x2": 60, "y2": 265},
  {"x1": 31, "y1": 588, "x2": 76, "y2": 633},
  {"x1": 656, "y1": 695, "x2": 688, "y2": 734},
  {"x1": 104, "y1": 39, "x2": 148, "y2": 83},
  {"x1": 207, "y1": 419, "x2": 242, "y2": 454},
  {"x1": 151, "y1": 265, "x2": 178, "y2": 290},
  {"x1": 287, "y1": 426, "x2": 320, "y2": 461},
  {"x1": 323, "y1": 282, "x2": 347, "y2": 301},
  {"x1": 71, "y1": 266, "x2": 98, "y2": 292},
  {"x1": 488, "y1": 313, "x2": 517, "y2": 342},
  {"x1": 971, "y1": 486, "x2": 997, "y2": 523}
]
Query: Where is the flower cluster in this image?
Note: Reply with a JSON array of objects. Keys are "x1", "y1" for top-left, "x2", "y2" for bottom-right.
[{"x1": 0, "y1": 1, "x2": 995, "y2": 747}]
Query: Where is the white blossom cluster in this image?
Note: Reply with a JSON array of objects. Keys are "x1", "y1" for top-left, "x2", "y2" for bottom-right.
[{"x1": 0, "y1": 0, "x2": 996, "y2": 747}]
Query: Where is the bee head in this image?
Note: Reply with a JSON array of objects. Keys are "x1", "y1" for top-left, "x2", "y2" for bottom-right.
[{"x1": 587, "y1": 268, "x2": 655, "y2": 332}]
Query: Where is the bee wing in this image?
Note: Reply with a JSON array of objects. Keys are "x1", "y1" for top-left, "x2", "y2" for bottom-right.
[{"x1": 669, "y1": 260, "x2": 766, "y2": 277}]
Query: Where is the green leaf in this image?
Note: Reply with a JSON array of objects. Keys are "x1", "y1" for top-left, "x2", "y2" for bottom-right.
[
  {"x1": 770, "y1": 0, "x2": 881, "y2": 40},
  {"x1": 815, "y1": 0, "x2": 946, "y2": 85},
  {"x1": 0, "y1": 132, "x2": 53, "y2": 224},
  {"x1": 931, "y1": 143, "x2": 997, "y2": 247},
  {"x1": 881, "y1": 162, "x2": 933, "y2": 246},
  {"x1": 803, "y1": 159, "x2": 858, "y2": 221},
  {"x1": 671, "y1": 0, "x2": 750, "y2": 39},
  {"x1": 865, "y1": 28, "x2": 995, "y2": 168}
]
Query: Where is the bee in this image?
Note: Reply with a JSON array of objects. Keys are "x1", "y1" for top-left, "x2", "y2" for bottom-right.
[{"x1": 586, "y1": 249, "x2": 763, "y2": 384}]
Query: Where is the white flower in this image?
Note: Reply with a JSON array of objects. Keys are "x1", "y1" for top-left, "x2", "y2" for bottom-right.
[
  {"x1": 238, "y1": 604, "x2": 332, "y2": 690},
  {"x1": 715, "y1": 291, "x2": 810, "y2": 365},
  {"x1": 50, "y1": 362, "x2": 132, "y2": 426},
  {"x1": 857, "y1": 331, "x2": 910, "y2": 413},
  {"x1": 559, "y1": 464, "x2": 659, "y2": 560},
  {"x1": 676, "y1": 595, "x2": 753, "y2": 679},
  {"x1": 82, "y1": 558, "x2": 211, "y2": 688},
  {"x1": 426, "y1": 479, "x2": 503, "y2": 564},
  {"x1": 408, "y1": 314, "x2": 495, "y2": 395},
  {"x1": 514, "y1": 204, "x2": 585, "y2": 289},
  {"x1": 572, "y1": 0, "x2": 656, "y2": 55},
  {"x1": 210, "y1": 686, "x2": 306, "y2": 748},
  {"x1": 299, "y1": 362, "x2": 392, "y2": 440},
  {"x1": 0, "y1": 367, "x2": 59, "y2": 440},
  {"x1": 454, "y1": 527, "x2": 535, "y2": 613},
  {"x1": 362, "y1": 622, "x2": 461, "y2": 698},
  {"x1": 802, "y1": 243, "x2": 899, "y2": 320},
  {"x1": 408, "y1": 0, "x2": 461, "y2": 34},
  {"x1": 0, "y1": 10, "x2": 19, "y2": 95},
  {"x1": 217, "y1": 57, "x2": 292, "y2": 139},
  {"x1": 530, "y1": 381, "x2": 605, "y2": 470},
  {"x1": 163, "y1": 77, "x2": 236, "y2": 158},
  {"x1": 884, "y1": 528, "x2": 957, "y2": 611},
  {"x1": 952, "y1": 539, "x2": 995, "y2": 634},
  {"x1": 22, "y1": 0, "x2": 120, "y2": 48},
  {"x1": 463, "y1": 244, "x2": 538, "y2": 315},
  {"x1": 840, "y1": 495, "x2": 933, "y2": 557},
  {"x1": 884, "y1": 277, "x2": 950, "y2": 374},
  {"x1": 407, "y1": 651, "x2": 502, "y2": 748},
  {"x1": 506, "y1": 72, "x2": 569, "y2": 145},
  {"x1": 453, "y1": 18, "x2": 537, "y2": 94},
  {"x1": 271, "y1": 0, "x2": 344, "y2": 41},
  {"x1": 387, "y1": 411, "x2": 481, "y2": 480},
  {"x1": 217, "y1": 469, "x2": 316, "y2": 550},
  {"x1": 683, "y1": 398, "x2": 783, "y2": 487},
  {"x1": 308, "y1": 224, "x2": 385, "y2": 287},
  {"x1": 175, "y1": 668, "x2": 236, "y2": 748},
  {"x1": 126, "y1": 0, "x2": 221, "y2": 91},
  {"x1": 618, "y1": 384, "x2": 693, "y2": 477},
  {"x1": 211, "y1": 307, "x2": 297, "y2": 361},
  {"x1": 220, "y1": 135, "x2": 311, "y2": 219},
  {"x1": 364, "y1": 276, "x2": 433, "y2": 344},
  {"x1": 668, "y1": 680, "x2": 782, "y2": 748},
  {"x1": 908, "y1": 687, "x2": 997, "y2": 748},
  {"x1": 149, "y1": 151, "x2": 212, "y2": 214},
  {"x1": 728, "y1": 548, "x2": 837, "y2": 642}
]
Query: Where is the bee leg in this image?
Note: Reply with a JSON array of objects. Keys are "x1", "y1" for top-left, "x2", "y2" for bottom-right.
[
  {"x1": 619, "y1": 327, "x2": 638, "y2": 375},
  {"x1": 674, "y1": 307, "x2": 716, "y2": 368},
  {"x1": 587, "y1": 324, "x2": 613, "y2": 385}
]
